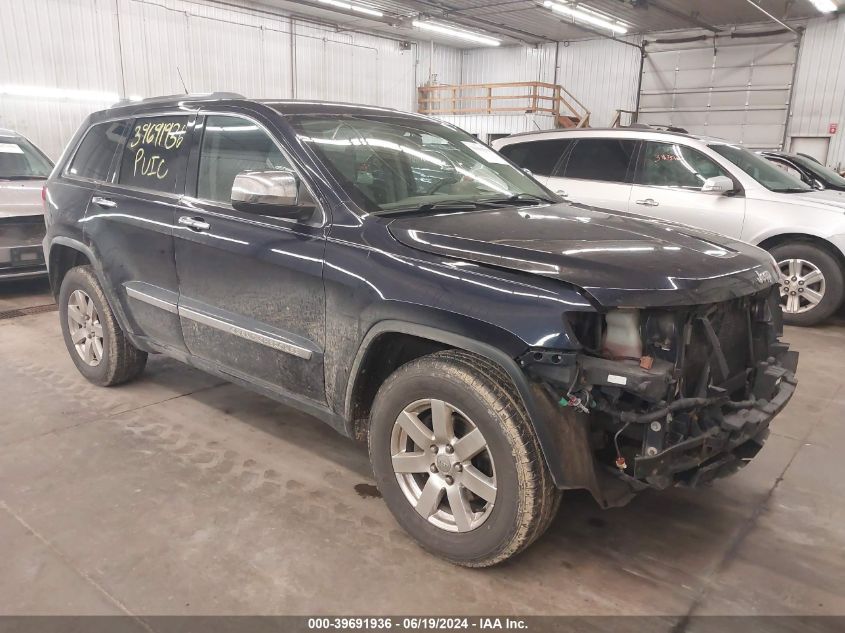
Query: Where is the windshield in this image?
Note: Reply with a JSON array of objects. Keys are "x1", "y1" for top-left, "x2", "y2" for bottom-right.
[
  {"x1": 790, "y1": 154, "x2": 845, "y2": 188},
  {"x1": 284, "y1": 113, "x2": 555, "y2": 213},
  {"x1": 709, "y1": 143, "x2": 811, "y2": 193},
  {"x1": 0, "y1": 136, "x2": 53, "y2": 180}
]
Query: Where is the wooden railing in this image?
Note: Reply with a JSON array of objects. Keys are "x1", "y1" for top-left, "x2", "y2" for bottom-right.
[
  {"x1": 611, "y1": 108, "x2": 638, "y2": 128},
  {"x1": 418, "y1": 81, "x2": 590, "y2": 128}
]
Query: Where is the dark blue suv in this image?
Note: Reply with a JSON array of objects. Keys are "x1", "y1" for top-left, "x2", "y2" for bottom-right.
[{"x1": 43, "y1": 94, "x2": 797, "y2": 566}]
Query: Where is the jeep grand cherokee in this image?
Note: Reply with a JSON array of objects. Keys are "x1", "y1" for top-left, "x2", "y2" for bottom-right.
[{"x1": 43, "y1": 94, "x2": 798, "y2": 566}]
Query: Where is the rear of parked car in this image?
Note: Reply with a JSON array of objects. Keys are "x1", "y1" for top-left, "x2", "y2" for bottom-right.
[
  {"x1": 493, "y1": 129, "x2": 845, "y2": 326},
  {"x1": 0, "y1": 129, "x2": 52, "y2": 280}
]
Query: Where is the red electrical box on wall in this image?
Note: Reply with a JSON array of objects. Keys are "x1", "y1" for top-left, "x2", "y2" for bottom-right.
[{"x1": 830, "y1": 123, "x2": 839, "y2": 134}]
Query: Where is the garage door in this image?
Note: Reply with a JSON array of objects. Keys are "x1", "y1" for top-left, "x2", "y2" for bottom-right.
[{"x1": 638, "y1": 32, "x2": 799, "y2": 150}]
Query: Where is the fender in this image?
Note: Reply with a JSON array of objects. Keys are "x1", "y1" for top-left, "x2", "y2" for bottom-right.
[
  {"x1": 344, "y1": 319, "x2": 569, "y2": 487},
  {"x1": 46, "y1": 236, "x2": 150, "y2": 353}
]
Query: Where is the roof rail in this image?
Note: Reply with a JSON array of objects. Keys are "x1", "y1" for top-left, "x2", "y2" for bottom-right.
[{"x1": 111, "y1": 92, "x2": 246, "y2": 107}]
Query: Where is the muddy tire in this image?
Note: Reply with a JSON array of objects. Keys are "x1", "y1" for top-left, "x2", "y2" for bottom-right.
[
  {"x1": 369, "y1": 349, "x2": 561, "y2": 567},
  {"x1": 58, "y1": 265, "x2": 147, "y2": 386}
]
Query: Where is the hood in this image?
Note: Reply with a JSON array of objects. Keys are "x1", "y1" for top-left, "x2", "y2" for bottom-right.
[
  {"x1": 388, "y1": 203, "x2": 778, "y2": 308},
  {"x1": 0, "y1": 179, "x2": 46, "y2": 219},
  {"x1": 754, "y1": 188, "x2": 845, "y2": 213}
]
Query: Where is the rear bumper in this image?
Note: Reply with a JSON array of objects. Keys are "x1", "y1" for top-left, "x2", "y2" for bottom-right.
[{"x1": 0, "y1": 216, "x2": 47, "y2": 280}]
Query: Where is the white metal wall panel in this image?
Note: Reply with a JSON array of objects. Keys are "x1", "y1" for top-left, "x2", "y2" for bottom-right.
[
  {"x1": 293, "y1": 21, "x2": 416, "y2": 111},
  {"x1": 436, "y1": 113, "x2": 558, "y2": 142},
  {"x1": 0, "y1": 0, "x2": 458, "y2": 159},
  {"x1": 789, "y1": 14, "x2": 845, "y2": 171},
  {"x1": 416, "y1": 43, "x2": 463, "y2": 86},
  {"x1": 638, "y1": 32, "x2": 799, "y2": 150}
]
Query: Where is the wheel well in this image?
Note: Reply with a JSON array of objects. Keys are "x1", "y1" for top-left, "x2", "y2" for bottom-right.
[
  {"x1": 348, "y1": 333, "x2": 450, "y2": 442},
  {"x1": 757, "y1": 234, "x2": 845, "y2": 269},
  {"x1": 48, "y1": 245, "x2": 91, "y2": 297}
]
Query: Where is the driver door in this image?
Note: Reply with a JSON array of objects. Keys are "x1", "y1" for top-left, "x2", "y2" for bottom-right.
[
  {"x1": 174, "y1": 113, "x2": 328, "y2": 402},
  {"x1": 627, "y1": 141, "x2": 745, "y2": 238}
]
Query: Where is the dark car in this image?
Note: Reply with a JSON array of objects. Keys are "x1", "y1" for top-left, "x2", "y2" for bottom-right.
[
  {"x1": 43, "y1": 95, "x2": 798, "y2": 566},
  {"x1": 761, "y1": 151, "x2": 845, "y2": 192}
]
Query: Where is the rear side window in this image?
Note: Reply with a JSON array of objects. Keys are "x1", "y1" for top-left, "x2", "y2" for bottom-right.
[
  {"x1": 498, "y1": 139, "x2": 571, "y2": 177},
  {"x1": 197, "y1": 115, "x2": 289, "y2": 204},
  {"x1": 118, "y1": 116, "x2": 191, "y2": 194},
  {"x1": 67, "y1": 121, "x2": 129, "y2": 181},
  {"x1": 563, "y1": 138, "x2": 636, "y2": 183}
]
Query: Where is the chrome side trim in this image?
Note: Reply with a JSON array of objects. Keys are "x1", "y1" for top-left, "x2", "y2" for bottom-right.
[
  {"x1": 125, "y1": 284, "x2": 178, "y2": 314},
  {"x1": 178, "y1": 305, "x2": 313, "y2": 360}
]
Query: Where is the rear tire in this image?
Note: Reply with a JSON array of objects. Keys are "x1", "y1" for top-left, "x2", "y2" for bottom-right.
[
  {"x1": 769, "y1": 242, "x2": 844, "y2": 327},
  {"x1": 369, "y1": 349, "x2": 560, "y2": 567},
  {"x1": 58, "y1": 265, "x2": 147, "y2": 386}
]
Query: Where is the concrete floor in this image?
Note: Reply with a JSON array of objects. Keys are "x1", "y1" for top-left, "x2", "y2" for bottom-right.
[{"x1": 2, "y1": 277, "x2": 844, "y2": 617}]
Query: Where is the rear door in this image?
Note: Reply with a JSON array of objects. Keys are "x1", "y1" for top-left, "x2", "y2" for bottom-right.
[
  {"x1": 548, "y1": 138, "x2": 636, "y2": 212},
  {"x1": 628, "y1": 140, "x2": 745, "y2": 238},
  {"x1": 86, "y1": 114, "x2": 194, "y2": 352},
  {"x1": 173, "y1": 112, "x2": 327, "y2": 402}
]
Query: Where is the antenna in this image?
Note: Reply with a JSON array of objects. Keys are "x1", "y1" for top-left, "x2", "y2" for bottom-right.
[{"x1": 176, "y1": 67, "x2": 189, "y2": 95}]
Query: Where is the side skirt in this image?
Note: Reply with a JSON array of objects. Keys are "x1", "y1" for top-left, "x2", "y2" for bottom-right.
[{"x1": 135, "y1": 335, "x2": 349, "y2": 436}]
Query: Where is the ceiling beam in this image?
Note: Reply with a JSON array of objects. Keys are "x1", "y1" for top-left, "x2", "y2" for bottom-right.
[
  {"x1": 402, "y1": 0, "x2": 556, "y2": 43},
  {"x1": 647, "y1": 0, "x2": 723, "y2": 33},
  {"x1": 742, "y1": 0, "x2": 799, "y2": 34}
]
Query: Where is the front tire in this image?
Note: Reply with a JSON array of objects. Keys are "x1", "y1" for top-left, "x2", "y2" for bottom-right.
[
  {"x1": 369, "y1": 350, "x2": 560, "y2": 567},
  {"x1": 59, "y1": 265, "x2": 147, "y2": 386},
  {"x1": 769, "y1": 242, "x2": 844, "y2": 326}
]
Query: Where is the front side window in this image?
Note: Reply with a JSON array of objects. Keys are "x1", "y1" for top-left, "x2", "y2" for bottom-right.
[
  {"x1": 118, "y1": 116, "x2": 190, "y2": 194},
  {"x1": 563, "y1": 138, "x2": 636, "y2": 183},
  {"x1": 498, "y1": 139, "x2": 571, "y2": 177},
  {"x1": 0, "y1": 136, "x2": 53, "y2": 180},
  {"x1": 67, "y1": 121, "x2": 128, "y2": 182},
  {"x1": 283, "y1": 113, "x2": 554, "y2": 213},
  {"x1": 637, "y1": 142, "x2": 729, "y2": 190},
  {"x1": 197, "y1": 115, "x2": 290, "y2": 204},
  {"x1": 709, "y1": 144, "x2": 811, "y2": 193}
]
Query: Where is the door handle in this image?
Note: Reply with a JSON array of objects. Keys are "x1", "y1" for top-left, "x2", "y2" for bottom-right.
[
  {"x1": 635, "y1": 198, "x2": 659, "y2": 207},
  {"x1": 92, "y1": 196, "x2": 117, "y2": 208},
  {"x1": 178, "y1": 216, "x2": 211, "y2": 231}
]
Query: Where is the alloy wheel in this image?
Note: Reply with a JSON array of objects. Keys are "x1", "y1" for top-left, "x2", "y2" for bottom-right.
[
  {"x1": 67, "y1": 289, "x2": 104, "y2": 366},
  {"x1": 778, "y1": 258, "x2": 826, "y2": 315},
  {"x1": 390, "y1": 398, "x2": 497, "y2": 533}
]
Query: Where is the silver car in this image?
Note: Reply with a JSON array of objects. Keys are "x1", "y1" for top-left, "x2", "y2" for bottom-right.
[
  {"x1": 494, "y1": 128, "x2": 845, "y2": 326},
  {"x1": 0, "y1": 128, "x2": 53, "y2": 280}
]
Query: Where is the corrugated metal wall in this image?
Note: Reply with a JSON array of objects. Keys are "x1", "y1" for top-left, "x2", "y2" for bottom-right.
[
  {"x1": 789, "y1": 14, "x2": 845, "y2": 171},
  {"x1": 0, "y1": 0, "x2": 462, "y2": 158}
]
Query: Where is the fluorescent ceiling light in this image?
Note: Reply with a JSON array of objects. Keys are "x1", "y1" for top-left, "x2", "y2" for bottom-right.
[
  {"x1": 0, "y1": 84, "x2": 121, "y2": 103},
  {"x1": 412, "y1": 20, "x2": 501, "y2": 46},
  {"x1": 808, "y1": 0, "x2": 837, "y2": 12},
  {"x1": 316, "y1": 0, "x2": 383, "y2": 17},
  {"x1": 543, "y1": 1, "x2": 628, "y2": 34}
]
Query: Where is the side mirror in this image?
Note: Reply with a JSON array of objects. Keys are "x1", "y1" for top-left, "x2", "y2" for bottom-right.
[
  {"x1": 231, "y1": 169, "x2": 312, "y2": 218},
  {"x1": 701, "y1": 175, "x2": 735, "y2": 195}
]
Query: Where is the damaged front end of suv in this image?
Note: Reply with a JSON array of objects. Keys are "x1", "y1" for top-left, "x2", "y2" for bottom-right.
[{"x1": 521, "y1": 286, "x2": 798, "y2": 507}]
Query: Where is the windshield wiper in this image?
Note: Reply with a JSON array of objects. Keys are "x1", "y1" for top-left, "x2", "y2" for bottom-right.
[
  {"x1": 772, "y1": 187, "x2": 811, "y2": 194},
  {"x1": 0, "y1": 175, "x2": 47, "y2": 181},
  {"x1": 478, "y1": 193, "x2": 556, "y2": 206},
  {"x1": 374, "y1": 200, "x2": 500, "y2": 216}
]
